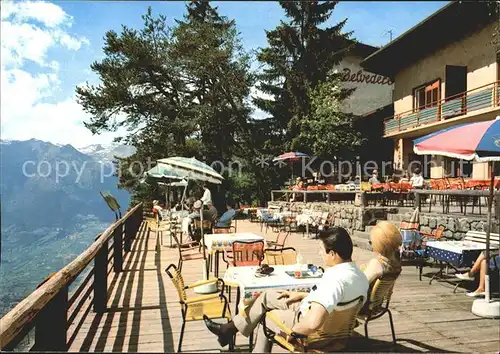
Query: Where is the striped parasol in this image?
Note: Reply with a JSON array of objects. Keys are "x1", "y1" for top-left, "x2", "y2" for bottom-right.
[
  {"x1": 156, "y1": 157, "x2": 224, "y2": 184},
  {"x1": 413, "y1": 117, "x2": 500, "y2": 162},
  {"x1": 413, "y1": 117, "x2": 500, "y2": 316},
  {"x1": 273, "y1": 151, "x2": 310, "y2": 162},
  {"x1": 273, "y1": 152, "x2": 310, "y2": 184},
  {"x1": 145, "y1": 164, "x2": 185, "y2": 180}
]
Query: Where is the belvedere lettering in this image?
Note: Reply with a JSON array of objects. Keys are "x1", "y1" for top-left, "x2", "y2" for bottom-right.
[{"x1": 341, "y1": 68, "x2": 393, "y2": 85}]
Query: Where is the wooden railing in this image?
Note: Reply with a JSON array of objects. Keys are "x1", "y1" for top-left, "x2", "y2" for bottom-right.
[
  {"x1": 0, "y1": 203, "x2": 144, "y2": 351},
  {"x1": 384, "y1": 81, "x2": 500, "y2": 135}
]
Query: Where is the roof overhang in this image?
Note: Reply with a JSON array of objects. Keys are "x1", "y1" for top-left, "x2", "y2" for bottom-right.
[
  {"x1": 360, "y1": 1, "x2": 496, "y2": 78},
  {"x1": 349, "y1": 41, "x2": 379, "y2": 58}
]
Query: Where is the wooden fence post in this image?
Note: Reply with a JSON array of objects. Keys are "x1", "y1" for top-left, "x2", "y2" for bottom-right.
[
  {"x1": 113, "y1": 227, "x2": 123, "y2": 273},
  {"x1": 93, "y1": 235, "x2": 108, "y2": 313},
  {"x1": 33, "y1": 276, "x2": 68, "y2": 351},
  {"x1": 124, "y1": 218, "x2": 132, "y2": 252}
]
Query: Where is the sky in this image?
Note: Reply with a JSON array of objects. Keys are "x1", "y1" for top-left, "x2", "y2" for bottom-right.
[{"x1": 0, "y1": 0, "x2": 448, "y2": 148}]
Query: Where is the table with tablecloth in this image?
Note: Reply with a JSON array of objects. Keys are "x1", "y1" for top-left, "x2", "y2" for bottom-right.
[
  {"x1": 204, "y1": 232, "x2": 265, "y2": 276},
  {"x1": 424, "y1": 240, "x2": 500, "y2": 284},
  {"x1": 223, "y1": 264, "x2": 323, "y2": 316}
]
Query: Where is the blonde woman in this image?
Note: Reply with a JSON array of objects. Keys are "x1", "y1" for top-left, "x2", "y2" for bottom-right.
[{"x1": 363, "y1": 221, "x2": 403, "y2": 285}]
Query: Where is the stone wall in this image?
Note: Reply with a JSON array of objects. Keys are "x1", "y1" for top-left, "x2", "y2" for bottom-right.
[
  {"x1": 400, "y1": 211, "x2": 500, "y2": 240},
  {"x1": 269, "y1": 201, "x2": 499, "y2": 241},
  {"x1": 268, "y1": 201, "x2": 396, "y2": 232}
]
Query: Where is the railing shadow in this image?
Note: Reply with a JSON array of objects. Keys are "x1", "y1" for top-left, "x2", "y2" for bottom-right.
[
  {"x1": 154, "y1": 229, "x2": 174, "y2": 353},
  {"x1": 72, "y1": 220, "x2": 174, "y2": 352}
]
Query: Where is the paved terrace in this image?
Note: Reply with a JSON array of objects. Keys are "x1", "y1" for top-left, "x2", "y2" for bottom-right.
[{"x1": 68, "y1": 220, "x2": 499, "y2": 353}]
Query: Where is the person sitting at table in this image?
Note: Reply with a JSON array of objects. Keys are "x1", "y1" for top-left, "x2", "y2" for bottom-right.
[
  {"x1": 369, "y1": 169, "x2": 380, "y2": 185},
  {"x1": 400, "y1": 171, "x2": 410, "y2": 183},
  {"x1": 183, "y1": 200, "x2": 212, "y2": 241},
  {"x1": 290, "y1": 177, "x2": 304, "y2": 202},
  {"x1": 152, "y1": 200, "x2": 164, "y2": 220},
  {"x1": 206, "y1": 201, "x2": 218, "y2": 221},
  {"x1": 388, "y1": 174, "x2": 400, "y2": 183},
  {"x1": 410, "y1": 168, "x2": 424, "y2": 189},
  {"x1": 455, "y1": 250, "x2": 500, "y2": 297},
  {"x1": 203, "y1": 227, "x2": 369, "y2": 352},
  {"x1": 361, "y1": 220, "x2": 402, "y2": 289},
  {"x1": 215, "y1": 201, "x2": 236, "y2": 228},
  {"x1": 358, "y1": 221, "x2": 402, "y2": 315}
]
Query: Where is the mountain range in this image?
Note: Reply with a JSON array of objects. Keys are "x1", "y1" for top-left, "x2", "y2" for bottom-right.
[{"x1": 0, "y1": 139, "x2": 136, "y2": 317}]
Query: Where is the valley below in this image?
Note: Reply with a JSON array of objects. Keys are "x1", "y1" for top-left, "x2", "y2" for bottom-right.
[{"x1": 0, "y1": 140, "x2": 134, "y2": 317}]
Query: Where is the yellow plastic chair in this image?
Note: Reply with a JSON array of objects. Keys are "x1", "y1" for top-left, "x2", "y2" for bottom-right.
[
  {"x1": 262, "y1": 295, "x2": 364, "y2": 352},
  {"x1": 357, "y1": 273, "x2": 400, "y2": 344},
  {"x1": 264, "y1": 247, "x2": 297, "y2": 265},
  {"x1": 165, "y1": 264, "x2": 232, "y2": 352}
]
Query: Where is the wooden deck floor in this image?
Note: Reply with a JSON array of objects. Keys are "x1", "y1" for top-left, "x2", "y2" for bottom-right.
[{"x1": 68, "y1": 219, "x2": 500, "y2": 353}]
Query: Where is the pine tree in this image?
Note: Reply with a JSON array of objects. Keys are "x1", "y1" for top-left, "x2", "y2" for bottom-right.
[
  {"x1": 77, "y1": 3, "x2": 254, "y2": 206},
  {"x1": 170, "y1": 0, "x2": 253, "y2": 165},
  {"x1": 255, "y1": 1, "x2": 354, "y2": 152}
]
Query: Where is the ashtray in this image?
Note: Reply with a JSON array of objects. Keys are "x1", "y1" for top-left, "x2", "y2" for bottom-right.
[{"x1": 256, "y1": 264, "x2": 274, "y2": 276}]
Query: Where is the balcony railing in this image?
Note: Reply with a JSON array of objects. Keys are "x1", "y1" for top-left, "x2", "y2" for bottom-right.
[{"x1": 384, "y1": 81, "x2": 500, "y2": 135}]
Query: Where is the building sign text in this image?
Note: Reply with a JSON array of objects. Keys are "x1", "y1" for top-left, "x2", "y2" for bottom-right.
[{"x1": 341, "y1": 68, "x2": 393, "y2": 85}]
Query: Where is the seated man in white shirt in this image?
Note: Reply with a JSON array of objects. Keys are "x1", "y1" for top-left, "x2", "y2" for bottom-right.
[
  {"x1": 203, "y1": 227, "x2": 369, "y2": 352},
  {"x1": 409, "y1": 168, "x2": 424, "y2": 189},
  {"x1": 368, "y1": 169, "x2": 380, "y2": 184}
]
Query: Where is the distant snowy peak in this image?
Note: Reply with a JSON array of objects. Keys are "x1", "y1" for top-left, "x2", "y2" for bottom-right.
[
  {"x1": 78, "y1": 143, "x2": 136, "y2": 162},
  {"x1": 78, "y1": 144, "x2": 106, "y2": 155}
]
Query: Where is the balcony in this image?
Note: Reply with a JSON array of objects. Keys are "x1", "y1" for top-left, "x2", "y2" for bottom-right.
[{"x1": 384, "y1": 81, "x2": 500, "y2": 136}]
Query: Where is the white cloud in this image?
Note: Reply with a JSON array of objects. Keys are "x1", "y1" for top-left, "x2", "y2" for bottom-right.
[
  {"x1": 1, "y1": 92, "x2": 127, "y2": 147},
  {"x1": 0, "y1": 1, "x2": 119, "y2": 147},
  {"x1": 1, "y1": 0, "x2": 71, "y2": 28}
]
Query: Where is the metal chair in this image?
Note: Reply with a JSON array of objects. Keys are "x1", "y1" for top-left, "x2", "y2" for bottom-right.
[
  {"x1": 172, "y1": 234, "x2": 204, "y2": 271},
  {"x1": 262, "y1": 295, "x2": 365, "y2": 352},
  {"x1": 223, "y1": 240, "x2": 265, "y2": 350},
  {"x1": 192, "y1": 219, "x2": 213, "y2": 242},
  {"x1": 165, "y1": 264, "x2": 231, "y2": 352},
  {"x1": 357, "y1": 273, "x2": 400, "y2": 344},
  {"x1": 223, "y1": 240, "x2": 265, "y2": 267},
  {"x1": 266, "y1": 229, "x2": 290, "y2": 249}
]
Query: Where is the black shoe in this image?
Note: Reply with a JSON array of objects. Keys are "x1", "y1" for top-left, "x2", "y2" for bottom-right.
[{"x1": 203, "y1": 315, "x2": 233, "y2": 347}]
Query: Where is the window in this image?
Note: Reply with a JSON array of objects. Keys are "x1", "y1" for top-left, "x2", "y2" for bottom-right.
[{"x1": 414, "y1": 80, "x2": 440, "y2": 111}]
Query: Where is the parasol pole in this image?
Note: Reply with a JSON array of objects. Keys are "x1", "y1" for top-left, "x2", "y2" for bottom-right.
[
  {"x1": 180, "y1": 179, "x2": 189, "y2": 210},
  {"x1": 200, "y1": 200, "x2": 207, "y2": 264},
  {"x1": 484, "y1": 161, "x2": 494, "y2": 302},
  {"x1": 472, "y1": 160, "x2": 499, "y2": 318}
]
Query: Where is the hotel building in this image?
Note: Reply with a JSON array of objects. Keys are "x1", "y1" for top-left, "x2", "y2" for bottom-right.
[{"x1": 361, "y1": 1, "x2": 499, "y2": 179}]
